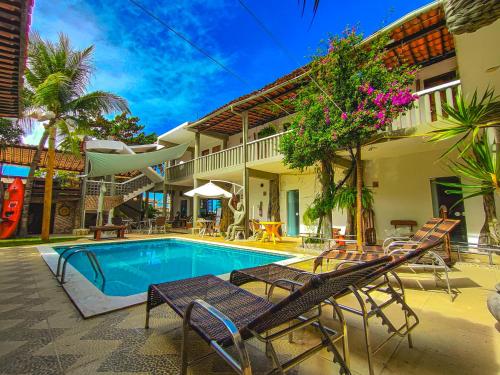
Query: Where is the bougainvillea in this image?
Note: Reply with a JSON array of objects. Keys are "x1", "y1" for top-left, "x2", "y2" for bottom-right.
[{"x1": 280, "y1": 28, "x2": 418, "y2": 236}]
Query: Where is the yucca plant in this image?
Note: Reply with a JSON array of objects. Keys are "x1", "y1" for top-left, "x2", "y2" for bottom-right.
[
  {"x1": 427, "y1": 87, "x2": 500, "y2": 158},
  {"x1": 440, "y1": 135, "x2": 499, "y2": 200},
  {"x1": 427, "y1": 88, "x2": 499, "y2": 245}
]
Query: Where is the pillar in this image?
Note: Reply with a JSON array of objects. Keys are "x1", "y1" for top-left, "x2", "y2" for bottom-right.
[
  {"x1": 162, "y1": 161, "x2": 168, "y2": 217},
  {"x1": 242, "y1": 111, "x2": 250, "y2": 237},
  {"x1": 80, "y1": 155, "x2": 89, "y2": 228},
  {"x1": 192, "y1": 132, "x2": 201, "y2": 233},
  {"x1": 107, "y1": 175, "x2": 115, "y2": 225}
]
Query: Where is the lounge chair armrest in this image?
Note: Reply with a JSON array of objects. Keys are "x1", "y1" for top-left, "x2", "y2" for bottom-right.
[
  {"x1": 335, "y1": 260, "x2": 362, "y2": 270},
  {"x1": 184, "y1": 299, "x2": 251, "y2": 374},
  {"x1": 382, "y1": 236, "x2": 411, "y2": 248},
  {"x1": 384, "y1": 240, "x2": 420, "y2": 253},
  {"x1": 268, "y1": 279, "x2": 305, "y2": 299}
]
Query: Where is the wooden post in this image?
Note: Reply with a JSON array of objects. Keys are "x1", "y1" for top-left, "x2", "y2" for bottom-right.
[
  {"x1": 79, "y1": 154, "x2": 89, "y2": 228},
  {"x1": 162, "y1": 161, "x2": 168, "y2": 217},
  {"x1": 356, "y1": 142, "x2": 363, "y2": 250},
  {"x1": 192, "y1": 132, "x2": 201, "y2": 234},
  {"x1": 242, "y1": 111, "x2": 250, "y2": 238},
  {"x1": 41, "y1": 126, "x2": 56, "y2": 241}
]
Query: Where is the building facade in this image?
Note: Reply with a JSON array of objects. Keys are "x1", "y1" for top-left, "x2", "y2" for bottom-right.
[{"x1": 158, "y1": 3, "x2": 500, "y2": 244}]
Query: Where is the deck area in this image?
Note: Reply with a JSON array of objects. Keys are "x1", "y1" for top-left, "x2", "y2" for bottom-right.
[{"x1": 0, "y1": 234, "x2": 498, "y2": 374}]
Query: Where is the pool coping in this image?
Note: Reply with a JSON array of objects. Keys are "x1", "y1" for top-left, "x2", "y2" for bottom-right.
[{"x1": 37, "y1": 236, "x2": 313, "y2": 319}]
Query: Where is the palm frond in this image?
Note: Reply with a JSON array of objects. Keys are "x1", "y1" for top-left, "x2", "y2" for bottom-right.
[
  {"x1": 33, "y1": 72, "x2": 71, "y2": 110},
  {"x1": 426, "y1": 87, "x2": 500, "y2": 158},
  {"x1": 66, "y1": 91, "x2": 129, "y2": 115}
]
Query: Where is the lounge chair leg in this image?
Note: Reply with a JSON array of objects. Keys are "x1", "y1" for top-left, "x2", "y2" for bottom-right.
[
  {"x1": 351, "y1": 287, "x2": 374, "y2": 375},
  {"x1": 145, "y1": 308, "x2": 150, "y2": 329},
  {"x1": 181, "y1": 321, "x2": 190, "y2": 375},
  {"x1": 317, "y1": 321, "x2": 351, "y2": 375}
]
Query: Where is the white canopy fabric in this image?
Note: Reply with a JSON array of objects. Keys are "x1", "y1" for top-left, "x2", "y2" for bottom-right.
[
  {"x1": 86, "y1": 143, "x2": 189, "y2": 177},
  {"x1": 184, "y1": 182, "x2": 232, "y2": 199}
]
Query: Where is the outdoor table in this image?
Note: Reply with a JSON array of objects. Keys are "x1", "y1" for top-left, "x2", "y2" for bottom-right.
[
  {"x1": 197, "y1": 219, "x2": 214, "y2": 237},
  {"x1": 260, "y1": 221, "x2": 284, "y2": 244}
]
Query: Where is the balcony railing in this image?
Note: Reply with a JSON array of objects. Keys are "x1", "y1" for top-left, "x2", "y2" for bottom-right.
[
  {"x1": 389, "y1": 79, "x2": 461, "y2": 131},
  {"x1": 164, "y1": 80, "x2": 461, "y2": 180},
  {"x1": 86, "y1": 174, "x2": 151, "y2": 196},
  {"x1": 166, "y1": 159, "x2": 194, "y2": 181}
]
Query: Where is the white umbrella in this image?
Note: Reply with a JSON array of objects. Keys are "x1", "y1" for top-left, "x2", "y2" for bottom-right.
[{"x1": 184, "y1": 182, "x2": 232, "y2": 199}]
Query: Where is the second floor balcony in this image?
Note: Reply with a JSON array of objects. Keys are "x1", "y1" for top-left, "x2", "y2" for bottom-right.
[{"x1": 166, "y1": 80, "x2": 461, "y2": 183}]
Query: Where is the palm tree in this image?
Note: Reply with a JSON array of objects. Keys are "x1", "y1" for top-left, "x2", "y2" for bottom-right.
[
  {"x1": 427, "y1": 88, "x2": 500, "y2": 244},
  {"x1": 20, "y1": 33, "x2": 129, "y2": 240}
]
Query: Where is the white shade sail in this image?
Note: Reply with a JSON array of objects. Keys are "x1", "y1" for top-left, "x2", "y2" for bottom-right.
[
  {"x1": 86, "y1": 143, "x2": 189, "y2": 177},
  {"x1": 184, "y1": 182, "x2": 232, "y2": 199}
]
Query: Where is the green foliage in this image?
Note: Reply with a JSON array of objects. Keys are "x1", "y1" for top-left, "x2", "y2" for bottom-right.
[
  {"x1": 34, "y1": 168, "x2": 79, "y2": 188},
  {"x1": 257, "y1": 125, "x2": 277, "y2": 139},
  {"x1": 23, "y1": 33, "x2": 130, "y2": 154},
  {"x1": 85, "y1": 112, "x2": 157, "y2": 145},
  {"x1": 331, "y1": 185, "x2": 374, "y2": 213},
  {"x1": 427, "y1": 88, "x2": 500, "y2": 158},
  {"x1": 280, "y1": 29, "x2": 417, "y2": 170},
  {"x1": 0, "y1": 118, "x2": 24, "y2": 147},
  {"x1": 440, "y1": 134, "x2": 499, "y2": 203}
]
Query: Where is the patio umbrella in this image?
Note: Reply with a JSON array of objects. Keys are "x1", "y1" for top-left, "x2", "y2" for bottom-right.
[{"x1": 184, "y1": 182, "x2": 232, "y2": 199}]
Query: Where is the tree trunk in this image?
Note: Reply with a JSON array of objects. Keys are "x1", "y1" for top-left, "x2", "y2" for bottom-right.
[
  {"x1": 268, "y1": 178, "x2": 282, "y2": 235},
  {"x1": 41, "y1": 125, "x2": 56, "y2": 241},
  {"x1": 479, "y1": 192, "x2": 498, "y2": 245},
  {"x1": 19, "y1": 129, "x2": 49, "y2": 237},
  {"x1": 355, "y1": 142, "x2": 363, "y2": 249},
  {"x1": 345, "y1": 168, "x2": 355, "y2": 236},
  {"x1": 320, "y1": 159, "x2": 334, "y2": 238}
]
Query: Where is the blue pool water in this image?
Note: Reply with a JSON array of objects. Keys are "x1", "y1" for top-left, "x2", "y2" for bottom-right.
[{"x1": 55, "y1": 239, "x2": 290, "y2": 296}]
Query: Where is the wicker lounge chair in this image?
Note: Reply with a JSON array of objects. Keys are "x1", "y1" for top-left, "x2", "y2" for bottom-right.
[
  {"x1": 229, "y1": 221, "x2": 459, "y2": 375},
  {"x1": 145, "y1": 257, "x2": 391, "y2": 375},
  {"x1": 313, "y1": 217, "x2": 443, "y2": 272}
]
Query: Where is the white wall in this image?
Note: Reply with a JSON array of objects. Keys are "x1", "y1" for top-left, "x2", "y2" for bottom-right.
[
  {"x1": 364, "y1": 149, "x2": 496, "y2": 243},
  {"x1": 455, "y1": 19, "x2": 500, "y2": 96},
  {"x1": 248, "y1": 177, "x2": 270, "y2": 221}
]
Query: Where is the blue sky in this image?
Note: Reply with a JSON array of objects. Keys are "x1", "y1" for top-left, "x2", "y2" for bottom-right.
[{"x1": 27, "y1": 0, "x2": 430, "y2": 140}]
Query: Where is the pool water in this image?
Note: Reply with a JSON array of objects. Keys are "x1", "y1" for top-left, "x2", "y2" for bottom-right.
[{"x1": 55, "y1": 239, "x2": 291, "y2": 296}]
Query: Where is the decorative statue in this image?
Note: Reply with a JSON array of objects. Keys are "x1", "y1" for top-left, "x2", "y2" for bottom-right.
[{"x1": 225, "y1": 200, "x2": 245, "y2": 241}]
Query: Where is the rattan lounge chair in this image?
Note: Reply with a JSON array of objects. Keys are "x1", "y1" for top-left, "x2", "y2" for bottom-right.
[
  {"x1": 229, "y1": 221, "x2": 459, "y2": 375},
  {"x1": 145, "y1": 257, "x2": 391, "y2": 375},
  {"x1": 313, "y1": 217, "x2": 443, "y2": 272}
]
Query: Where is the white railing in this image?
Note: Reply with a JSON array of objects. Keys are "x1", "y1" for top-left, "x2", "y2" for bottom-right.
[
  {"x1": 86, "y1": 174, "x2": 152, "y2": 196},
  {"x1": 162, "y1": 80, "x2": 461, "y2": 176},
  {"x1": 197, "y1": 144, "x2": 243, "y2": 174},
  {"x1": 247, "y1": 131, "x2": 289, "y2": 162},
  {"x1": 389, "y1": 80, "x2": 461, "y2": 131},
  {"x1": 166, "y1": 160, "x2": 194, "y2": 181}
]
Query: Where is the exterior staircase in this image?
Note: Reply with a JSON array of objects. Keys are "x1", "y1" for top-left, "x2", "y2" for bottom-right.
[
  {"x1": 84, "y1": 139, "x2": 164, "y2": 214},
  {"x1": 84, "y1": 174, "x2": 156, "y2": 212}
]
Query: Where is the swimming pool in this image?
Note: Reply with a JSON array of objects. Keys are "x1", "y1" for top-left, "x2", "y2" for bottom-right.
[{"x1": 54, "y1": 239, "x2": 291, "y2": 297}]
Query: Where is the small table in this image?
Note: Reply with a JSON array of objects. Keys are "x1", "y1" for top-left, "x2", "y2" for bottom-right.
[
  {"x1": 89, "y1": 225, "x2": 126, "y2": 240},
  {"x1": 260, "y1": 221, "x2": 284, "y2": 244},
  {"x1": 197, "y1": 219, "x2": 214, "y2": 237}
]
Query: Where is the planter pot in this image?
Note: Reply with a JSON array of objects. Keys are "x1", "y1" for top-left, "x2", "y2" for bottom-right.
[{"x1": 487, "y1": 283, "x2": 500, "y2": 322}]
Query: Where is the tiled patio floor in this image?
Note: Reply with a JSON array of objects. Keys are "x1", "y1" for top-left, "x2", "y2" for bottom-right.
[{"x1": 0, "y1": 235, "x2": 499, "y2": 374}]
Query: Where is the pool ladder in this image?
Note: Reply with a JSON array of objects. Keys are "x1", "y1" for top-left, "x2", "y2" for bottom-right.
[{"x1": 56, "y1": 246, "x2": 106, "y2": 292}]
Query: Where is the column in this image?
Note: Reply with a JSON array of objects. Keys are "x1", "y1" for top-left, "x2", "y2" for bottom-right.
[
  {"x1": 242, "y1": 111, "x2": 250, "y2": 237},
  {"x1": 162, "y1": 161, "x2": 167, "y2": 217},
  {"x1": 79, "y1": 155, "x2": 89, "y2": 228},
  {"x1": 192, "y1": 132, "x2": 201, "y2": 234}
]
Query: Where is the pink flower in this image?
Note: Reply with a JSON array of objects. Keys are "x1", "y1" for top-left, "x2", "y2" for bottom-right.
[
  {"x1": 341, "y1": 112, "x2": 348, "y2": 120},
  {"x1": 367, "y1": 86, "x2": 374, "y2": 95}
]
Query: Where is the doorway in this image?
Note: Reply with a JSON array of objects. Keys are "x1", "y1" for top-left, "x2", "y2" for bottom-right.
[
  {"x1": 287, "y1": 190, "x2": 300, "y2": 236},
  {"x1": 430, "y1": 177, "x2": 468, "y2": 243},
  {"x1": 27, "y1": 203, "x2": 55, "y2": 235}
]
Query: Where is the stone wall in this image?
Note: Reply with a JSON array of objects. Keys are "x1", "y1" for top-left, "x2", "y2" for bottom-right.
[{"x1": 53, "y1": 201, "x2": 78, "y2": 234}]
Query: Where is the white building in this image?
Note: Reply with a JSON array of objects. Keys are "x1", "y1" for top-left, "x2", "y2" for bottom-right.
[{"x1": 156, "y1": 2, "x2": 499, "y2": 244}]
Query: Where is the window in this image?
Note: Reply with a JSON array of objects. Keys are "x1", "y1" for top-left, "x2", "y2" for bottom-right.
[
  {"x1": 201, "y1": 149, "x2": 209, "y2": 156},
  {"x1": 212, "y1": 145, "x2": 221, "y2": 153}
]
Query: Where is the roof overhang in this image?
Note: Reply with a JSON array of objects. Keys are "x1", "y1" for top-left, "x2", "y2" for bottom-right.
[
  {"x1": 188, "y1": 1, "x2": 455, "y2": 136},
  {"x1": 0, "y1": 0, "x2": 34, "y2": 118}
]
